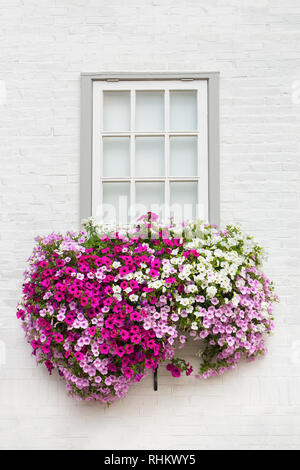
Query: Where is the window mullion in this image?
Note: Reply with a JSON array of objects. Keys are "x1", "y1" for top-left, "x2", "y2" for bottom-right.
[
  {"x1": 165, "y1": 89, "x2": 170, "y2": 222},
  {"x1": 130, "y1": 88, "x2": 136, "y2": 222},
  {"x1": 92, "y1": 88, "x2": 102, "y2": 218},
  {"x1": 197, "y1": 81, "x2": 208, "y2": 220}
]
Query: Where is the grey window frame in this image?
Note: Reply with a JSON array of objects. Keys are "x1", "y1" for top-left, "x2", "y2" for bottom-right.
[{"x1": 80, "y1": 72, "x2": 220, "y2": 226}]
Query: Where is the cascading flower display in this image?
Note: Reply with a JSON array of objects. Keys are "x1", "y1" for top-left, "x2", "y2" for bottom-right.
[{"x1": 17, "y1": 213, "x2": 278, "y2": 404}]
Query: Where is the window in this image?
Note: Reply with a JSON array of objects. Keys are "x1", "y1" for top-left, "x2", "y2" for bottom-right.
[{"x1": 80, "y1": 73, "x2": 219, "y2": 226}]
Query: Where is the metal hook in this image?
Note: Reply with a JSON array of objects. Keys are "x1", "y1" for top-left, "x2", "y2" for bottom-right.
[{"x1": 153, "y1": 366, "x2": 158, "y2": 391}]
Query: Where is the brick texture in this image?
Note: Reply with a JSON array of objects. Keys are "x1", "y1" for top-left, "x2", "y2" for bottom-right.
[{"x1": 0, "y1": 0, "x2": 300, "y2": 450}]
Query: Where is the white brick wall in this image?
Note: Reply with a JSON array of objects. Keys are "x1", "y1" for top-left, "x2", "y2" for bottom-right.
[{"x1": 0, "y1": 0, "x2": 300, "y2": 450}]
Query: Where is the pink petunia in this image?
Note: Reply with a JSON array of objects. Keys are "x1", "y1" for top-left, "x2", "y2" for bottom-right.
[{"x1": 74, "y1": 352, "x2": 84, "y2": 361}]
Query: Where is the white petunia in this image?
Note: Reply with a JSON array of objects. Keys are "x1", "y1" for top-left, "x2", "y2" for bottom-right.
[
  {"x1": 214, "y1": 249, "x2": 223, "y2": 258},
  {"x1": 206, "y1": 286, "x2": 217, "y2": 298},
  {"x1": 129, "y1": 294, "x2": 138, "y2": 302}
]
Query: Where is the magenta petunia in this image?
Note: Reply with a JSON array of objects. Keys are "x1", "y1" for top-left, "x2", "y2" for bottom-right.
[{"x1": 54, "y1": 333, "x2": 64, "y2": 343}]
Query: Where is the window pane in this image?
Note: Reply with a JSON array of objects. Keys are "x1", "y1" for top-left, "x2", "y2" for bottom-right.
[
  {"x1": 135, "y1": 182, "x2": 164, "y2": 218},
  {"x1": 103, "y1": 91, "x2": 130, "y2": 131},
  {"x1": 170, "y1": 91, "x2": 197, "y2": 131},
  {"x1": 103, "y1": 137, "x2": 130, "y2": 177},
  {"x1": 170, "y1": 136, "x2": 197, "y2": 176},
  {"x1": 135, "y1": 136, "x2": 164, "y2": 177},
  {"x1": 170, "y1": 182, "x2": 197, "y2": 220},
  {"x1": 135, "y1": 91, "x2": 164, "y2": 131},
  {"x1": 102, "y1": 182, "x2": 130, "y2": 224}
]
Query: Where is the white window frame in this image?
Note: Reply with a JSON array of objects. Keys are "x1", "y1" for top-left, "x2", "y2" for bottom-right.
[{"x1": 80, "y1": 73, "x2": 220, "y2": 226}]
